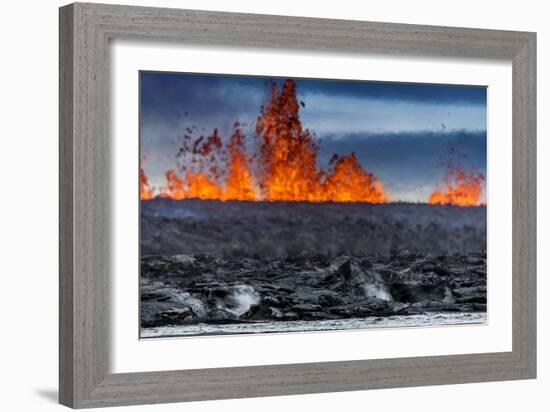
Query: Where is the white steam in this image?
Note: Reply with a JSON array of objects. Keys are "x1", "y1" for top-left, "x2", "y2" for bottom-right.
[
  {"x1": 228, "y1": 285, "x2": 260, "y2": 316},
  {"x1": 364, "y1": 283, "x2": 393, "y2": 301}
]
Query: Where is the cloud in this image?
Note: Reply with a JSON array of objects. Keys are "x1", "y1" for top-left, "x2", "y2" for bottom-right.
[
  {"x1": 140, "y1": 72, "x2": 487, "y2": 134},
  {"x1": 299, "y1": 94, "x2": 486, "y2": 134},
  {"x1": 140, "y1": 72, "x2": 265, "y2": 128},
  {"x1": 297, "y1": 78, "x2": 486, "y2": 105}
]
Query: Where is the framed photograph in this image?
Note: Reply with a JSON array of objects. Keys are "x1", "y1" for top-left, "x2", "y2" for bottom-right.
[{"x1": 59, "y1": 2, "x2": 536, "y2": 408}]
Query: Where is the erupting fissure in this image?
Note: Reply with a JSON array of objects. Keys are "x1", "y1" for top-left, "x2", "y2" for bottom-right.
[
  {"x1": 140, "y1": 168, "x2": 153, "y2": 200},
  {"x1": 428, "y1": 145, "x2": 485, "y2": 206},
  {"x1": 141, "y1": 79, "x2": 388, "y2": 203}
]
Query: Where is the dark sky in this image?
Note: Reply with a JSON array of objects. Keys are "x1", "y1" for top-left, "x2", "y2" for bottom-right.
[{"x1": 140, "y1": 71, "x2": 487, "y2": 202}]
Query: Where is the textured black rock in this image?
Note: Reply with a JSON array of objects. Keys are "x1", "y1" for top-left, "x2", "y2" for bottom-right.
[
  {"x1": 140, "y1": 252, "x2": 486, "y2": 328},
  {"x1": 140, "y1": 199, "x2": 486, "y2": 329}
]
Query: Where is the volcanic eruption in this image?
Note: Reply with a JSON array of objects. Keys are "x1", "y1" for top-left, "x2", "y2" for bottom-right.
[
  {"x1": 141, "y1": 79, "x2": 387, "y2": 203},
  {"x1": 140, "y1": 167, "x2": 153, "y2": 200},
  {"x1": 428, "y1": 144, "x2": 485, "y2": 206}
]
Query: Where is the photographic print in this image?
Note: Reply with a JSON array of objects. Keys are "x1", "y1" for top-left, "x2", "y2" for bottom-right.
[{"x1": 139, "y1": 72, "x2": 487, "y2": 338}]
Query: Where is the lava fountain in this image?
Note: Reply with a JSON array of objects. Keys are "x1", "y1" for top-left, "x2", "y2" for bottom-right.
[
  {"x1": 429, "y1": 144, "x2": 485, "y2": 206},
  {"x1": 429, "y1": 167, "x2": 485, "y2": 206},
  {"x1": 140, "y1": 168, "x2": 153, "y2": 200},
  {"x1": 141, "y1": 79, "x2": 387, "y2": 203}
]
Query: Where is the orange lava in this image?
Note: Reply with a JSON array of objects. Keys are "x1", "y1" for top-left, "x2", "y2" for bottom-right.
[
  {"x1": 159, "y1": 169, "x2": 224, "y2": 200},
  {"x1": 321, "y1": 154, "x2": 387, "y2": 203},
  {"x1": 140, "y1": 168, "x2": 153, "y2": 200},
  {"x1": 143, "y1": 79, "x2": 387, "y2": 203},
  {"x1": 224, "y1": 123, "x2": 257, "y2": 201},
  {"x1": 429, "y1": 167, "x2": 485, "y2": 206},
  {"x1": 255, "y1": 80, "x2": 322, "y2": 201}
]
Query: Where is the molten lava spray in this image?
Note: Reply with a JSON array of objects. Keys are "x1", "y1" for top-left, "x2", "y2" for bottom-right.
[
  {"x1": 429, "y1": 145, "x2": 485, "y2": 206},
  {"x1": 140, "y1": 168, "x2": 153, "y2": 200},
  {"x1": 224, "y1": 123, "x2": 257, "y2": 201},
  {"x1": 141, "y1": 79, "x2": 387, "y2": 203},
  {"x1": 429, "y1": 168, "x2": 485, "y2": 206},
  {"x1": 255, "y1": 80, "x2": 322, "y2": 201},
  {"x1": 322, "y1": 154, "x2": 387, "y2": 203}
]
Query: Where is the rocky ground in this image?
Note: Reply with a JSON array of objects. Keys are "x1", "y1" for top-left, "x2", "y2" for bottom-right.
[
  {"x1": 140, "y1": 199, "x2": 486, "y2": 333},
  {"x1": 141, "y1": 199, "x2": 486, "y2": 258},
  {"x1": 140, "y1": 252, "x2": 486, "y2": 329}
]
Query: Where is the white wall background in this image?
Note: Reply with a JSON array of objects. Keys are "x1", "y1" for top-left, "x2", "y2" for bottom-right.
[{"x1": 0, "y1": 0, "x2": 546, "y2": 411}]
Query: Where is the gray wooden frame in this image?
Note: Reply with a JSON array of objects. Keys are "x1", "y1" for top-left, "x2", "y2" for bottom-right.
[{"x1": 59, "y1": 2, "x2": 536, "y2": 408}]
